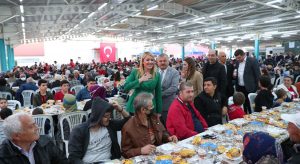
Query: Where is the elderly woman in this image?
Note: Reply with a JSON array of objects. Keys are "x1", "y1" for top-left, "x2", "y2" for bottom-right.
[
  {"x1": 277, "y1": 76, "x2": 299, "y2": 100},
  {"x1": 121, "y1": 92, "x2": 177, "y2": 158},
  {"x1": 243, "y1": 132, "x2": 283, "y2": 163},
  {"x1": 123, "y1": 52, "x2": 162, "y2": 115}
]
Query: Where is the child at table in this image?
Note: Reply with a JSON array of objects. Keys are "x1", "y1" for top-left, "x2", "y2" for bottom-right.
[
  {"x1": 0, "y1": 108, "x2": 12, "y2": 120},
  {"x1": 273, "y1": 89, "x2": 289, "y2": 107},
  {"x1": 228, "y1": 92, "x2": 246, "y2": 120},
  {"x1": 0, "y1": 98, "x2": 8, "y2": 110},
  {"x1": 32, "y1": 107, "x2": 51, "y2": 135}
]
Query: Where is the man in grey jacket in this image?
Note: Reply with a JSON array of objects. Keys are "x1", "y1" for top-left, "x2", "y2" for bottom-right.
[{"x1": 157, "y1": 54, "x2": 180, "y2": 126}]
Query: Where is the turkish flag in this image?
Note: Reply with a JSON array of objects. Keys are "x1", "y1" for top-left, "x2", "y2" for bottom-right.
[{"x1": 99, "y1": 43, "x2": 116, "y2": 63}]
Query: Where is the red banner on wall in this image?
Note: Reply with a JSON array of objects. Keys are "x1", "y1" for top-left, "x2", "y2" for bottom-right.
[{"x1": 99, "y1": 43, "x2": 116, "y2": 63}]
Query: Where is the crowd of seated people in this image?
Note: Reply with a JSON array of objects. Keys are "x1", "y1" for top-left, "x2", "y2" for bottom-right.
[{"x1": 0, "y1": 51, "x2": 300, "y2": 163}]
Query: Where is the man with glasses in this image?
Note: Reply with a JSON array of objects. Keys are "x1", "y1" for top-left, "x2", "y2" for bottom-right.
[
  {"x1": 76, "y1": 77, "x2": 96, "y2": 101},
  {"x1": 121, "y1": 92, "x2": 177, "y2": 158}
]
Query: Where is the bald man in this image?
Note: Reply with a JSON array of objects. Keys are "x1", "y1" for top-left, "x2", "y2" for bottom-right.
[
  {"x1": 202, "y1": 49, "x2": 227, "y2": 95},
  {"x1": 218, "y1": 52, "x2": 234, "y2": 98}
]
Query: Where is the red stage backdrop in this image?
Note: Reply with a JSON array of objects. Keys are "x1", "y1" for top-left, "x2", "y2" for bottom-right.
[{"x1": 99, "y1": 43, "x2": 116, "y2": 63}]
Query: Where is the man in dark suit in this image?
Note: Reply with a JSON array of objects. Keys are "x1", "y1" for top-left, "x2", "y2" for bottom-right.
[
  {"x1": 218, "y1": 51, "x2": 234, "y2": 98},
  {"x1": 234, "y1": 49, "x2": 261, "y2": 114},
  {"x1": 157, "y1": 53, "x2": 180, "y2": 126},
  {"x1": 202, "y1": 49, "x2": 227, "y2": 95}
]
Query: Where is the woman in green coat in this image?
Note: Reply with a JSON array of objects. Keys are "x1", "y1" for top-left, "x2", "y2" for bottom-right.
[{"x1": 124, "y1": 52, "x2": 162, "y2": 115}]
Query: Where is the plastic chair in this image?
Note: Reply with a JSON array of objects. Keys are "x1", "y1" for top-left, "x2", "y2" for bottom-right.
[
  {"x1": 248, "y1": 93, "x2": 257, "y2": 113},
  {"x1": 32, "y1": 115, "x2": 55, "y2": 138},
  {"x1": 0, "y1": 121, "x2": 6, "y2": 143},
  {"x1": 0, "y1": 92, "x2": 12, "y2": 100},
  {"x1": 51, "y1": 87, "x2": 61, "y2": 95},
  {"x1": 70, "y1": 85, "x2": 84, "y2": 95},
  {"x1": 295, "y1": 75, "x2": 300, "y2": 83},
  {"x1": 272, "y1": 92, "x2": 277, "y2": 100},
  {"x1": 7, "y1": 100, "x2": 21, "y2": 111},
  {"x1": 274, "y1": 76, "x2": 283, "y2": 88},
  {"x1": 21, "y1": 90, "x2": 35, "y2": 108},
  {"x1": 35, "y1": 88, "x2": 51, "y2": 94},
  {"x1": 58, "y1": 111, "x2": 88, "y2": 157}
]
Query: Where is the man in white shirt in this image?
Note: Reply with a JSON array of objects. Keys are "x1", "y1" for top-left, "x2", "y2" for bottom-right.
[{"x1": 234, "y1": 49, "x2": 261, "y2": 114}]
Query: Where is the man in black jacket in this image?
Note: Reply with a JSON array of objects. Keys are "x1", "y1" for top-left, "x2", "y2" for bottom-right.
[
  {"x1": 202, "y1": 49, "x2": 227, "y2": 95},
  {"x1": 68, "y1": 97, "x2": 130, "y2": 163},
  {"x1": 235, "y1": 49, "x2": 261, "y2": 114},
  {"x1": 0, "y1": 113, "x2": 67, "y2": 164},
  {"x1": 194, "y1": 77, "x2": 228, "y2": 127},
  {"x1": 218, "y1": 51, "x2": 234, "y2": 98}
]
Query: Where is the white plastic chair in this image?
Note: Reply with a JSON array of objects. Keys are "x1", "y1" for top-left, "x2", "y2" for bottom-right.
[
  {"x1": 51, "y1": 87, "x2": 61, "y2": 95},
  {"x1": 58, "y1": 111, "x2": 88, "y2": 157},
  {"x1": 32, "y1": 115, "x2": 55, "y2": 138},
  {"x1": 272, "y1": 92, "x2": 277, "y2": 100},
  {"x1": 248, "y1": 93, "x2": 258, "y2": 113},
  {"x1": 295, "y1": 75, "x2": 300, "y2": 83},
  {"x1": 21, "y1": 90, "x2": 35, "y2": 108},
  {"x1": 0, "y1": 121, "x2": 6, "y2": 143},
  {"x1": 7, "y1": 100, "x2": 21, "y2": 111},
  {"x1": 95, "y1": 75, "x2": 104, "y2": 82},
  {"x1": 0, "y1": 92, "x2": 12, "y2": 100},
  {"x1": 70, "y1": 85, "x2": 84, "y2": 95},
  {"x1": 274, "y1": 76, "x2": 283, "y2": 88},
  {"x1": 35, "y1": 88, "x2": 51, "y2": 94}
]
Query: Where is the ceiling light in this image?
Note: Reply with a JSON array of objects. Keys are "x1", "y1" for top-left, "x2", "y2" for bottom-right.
[
  {"x1": 147, "y1": 5, "x2": 158, "y2": 11},
  {"x1": 205, "y1": 29, "x2": 215, "y2": 32},
  {"x1": 237, "y1": 39, "x2": 243, "y2": 42},
  {"x1": 266, "y1": 0, "x2": 282, "y2": 5},
  {"x1": 20, "y1": 0, "x2": 22, "y2": 2},
  {"x1": 168, "y1": 36, "x2": 174, "y2": 38},
  {"x1": 97, "y1": 29, "x2": 102, "y2": 32},
  {"x1": 295, "y1": 15, "x2": 300, "y2": 18},
  {"x1": 154, "y1": 27, "x2": 161, "y2": 30},
  {"x1": 269, "y1": 4, "x2": 283, "y2": 9},
  {"x1": 20, "y1": 5, "x2": 24, "y2": 13},
  {"x1": 88, "y1": 12, "x2": 95, "y2": 18},
  {"x1": 241, "y1": 23, "x2": 254, "y2": 27},
  {"x1": 128, "y1": 34, "x2": 133, "y2": 37},
  {"x1": 178, "y1": 21, "x2": 187, "y2": 25},
  {"x1": 136, "y1": 32, "x2": 141, "y2": 35},
  {"x1": 120, "y1": 18, "x2": 128, "y2": 23},
  {"x1": 111, "y1": 23, "x2": 118, "y2": 26},
  {"x1": 190, "y1": 32, "x2": 199, "y2": 35},
  {"x1": 221, "y1": 26, "x2": 233, "y2": 30},
  {"x1": 135, "y1": 12, "x2": 141, "y2": 16},
  {"x1": 80, "y1": 19, "x2": 86, "y2": 24},
  {"x1": 193, "y1": 17, "x2": 205, "y2": 21},
  {"x1": 178, "y1": 34, "x2": 186, "y2": 36},
  {"x1": 21, "y1": 23, "x2": 25, "y2": 28},
  {"x1": 281, "y1": 35, "x2": 290, "y2": 37},
  {"x1": 165, "y1": 25, "x2": 174, "y2": 28},
  {"x1": 74, "y1": 24, "x2": 79, "y2": 28},
  {"x1": 150, "y1": 39, "x2": 156, "y2": 41},
  {"x1": 264, "y1": 31, "x2": 279, "y2": 35},
  {"x1": 22, "y1": 28, "x2": 25, "y2": 32},
  {"x1": 21, "y1": 16, "x2": 24, "y2": 22},
  {"x1": 209, "y1": 13, "x2": 224, "y2": 18},
  {"x1": 276, "y1": 44, "x2": 282, "y2": 47},
  {"x1": 98, "y1": 3, "x2": 108, "y2": 10},
  {"x1": 264, "y1": 19, "x2": 282, "y2": 23}
]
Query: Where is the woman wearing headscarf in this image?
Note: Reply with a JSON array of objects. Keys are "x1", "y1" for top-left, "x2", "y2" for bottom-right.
[
  {"x1": 123, "y1": 52, "x2": 162, "y2": 115},
  {"x1": 83, "y1": 85, "x2": 107, "y2": 111},
  {"x1": 243, "y1": 132, "x2": 283, "y2": 164}
]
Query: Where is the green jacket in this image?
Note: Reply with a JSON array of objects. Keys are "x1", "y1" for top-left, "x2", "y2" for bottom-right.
[{"x1": 124, "y1": 69, "x2": 162, "y2": 114}]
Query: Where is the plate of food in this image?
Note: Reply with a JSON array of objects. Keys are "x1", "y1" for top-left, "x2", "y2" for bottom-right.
[
  {"x1": 191, "y1": 136, "x2": 202, "y2": 145},
  {"x1": 122, "y1": 159, "x2": 133, "y2": 164},
  {"x1": 224, "y1": 147, "x2": 242, "y2": 161},
  {"x1": 178, "y1": 149, "x2": 196, "y2": 158}
]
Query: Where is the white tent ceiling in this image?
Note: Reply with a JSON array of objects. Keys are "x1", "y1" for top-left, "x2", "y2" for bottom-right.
[{"x1": 0, "y1": 0, "x2": 300, "y2": 46}]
